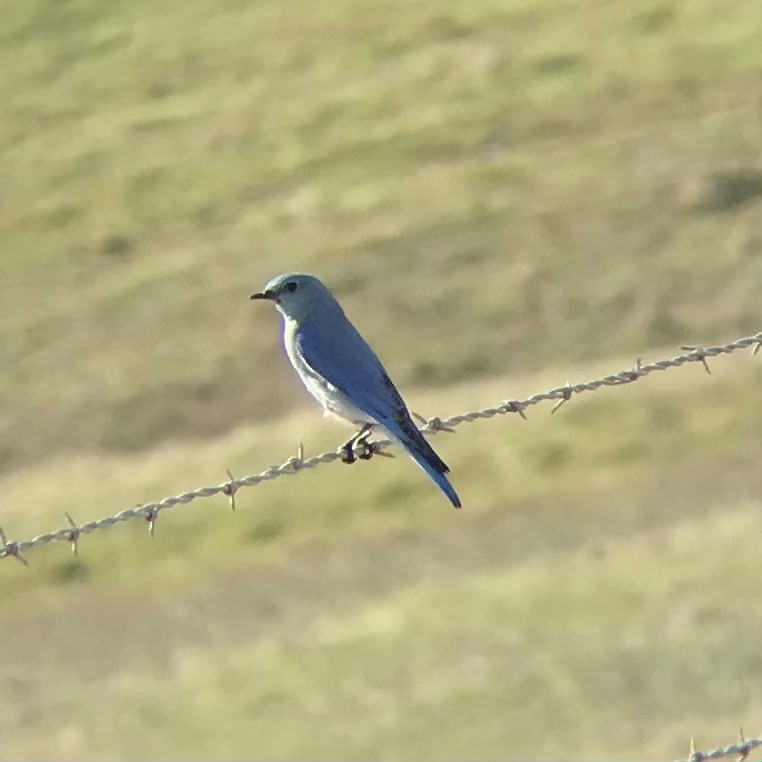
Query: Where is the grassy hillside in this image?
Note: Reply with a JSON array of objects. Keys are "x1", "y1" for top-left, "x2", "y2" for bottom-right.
[
  {"x1": 0, "y1": 354, "x2": 759, "y2": 760},
  {"x1": 0, "y1": 0, "x2": 760, "y2": 759},
  {"x1": 1, "y1": 0, "x2": 758, "y2": 470}
]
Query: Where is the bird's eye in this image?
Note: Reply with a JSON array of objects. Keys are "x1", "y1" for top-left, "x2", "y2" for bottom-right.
[{"x1": 286, "y1": 282, "x2": 298, "y2": 293}]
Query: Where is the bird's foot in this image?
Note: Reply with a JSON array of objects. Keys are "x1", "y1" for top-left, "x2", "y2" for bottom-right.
[
  {"x1": 340, "y1": 424, "x2": 374, "y2": 464},
  {"x1": 356, "y1": 432, "x2": 376, "y2": 461},
  {"x1": 340, "y1": 441, "x2": 356, "y2": 464}
]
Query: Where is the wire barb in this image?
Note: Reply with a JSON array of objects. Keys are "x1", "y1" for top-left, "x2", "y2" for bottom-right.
[
  {"x1": 412, "y1": 411, "x2": 427, "y2": 426},
  {"x1": 0, "y1": 527, "x2": 28, "y2": 566},
  {"x1": 502, "y1": 400, "x2": 528, "y2": 420},
  {"x1": 674, "y1": 731, "x2": 762, "y2": 762},
  {"x1": 412, "y1": 410, "x2": 456, "y2": 433},
  {"x1": 550, "y1": 383, "x2": 573, "y2": 414},
  {"x1": 223, "y1": 469, "x2": 238, "y2": 512},
  {"x1": 1, "y1": 331, "x2": 759, "y2": 563},
  {"x1": 681, "y1": 345, "x2": 712, "y2": 375},
  {"x1": 426, "y1": 416, "x2": 456, "y2": 434},
  {"x1": 736, "y1": 728, "x2": 749, "y2": 762},
  {"x1": 285, "y1": 443, "x2": 305, "y2": 472},
  {"x1": 143, "y1": 506, "x2": 158, "y2": 537},
  {"x1": 64, "y1": 512, "x2": 80, "y2": 556},
  {"x1": 621, "y1": 357, "x2": 643, "y2": 383}
]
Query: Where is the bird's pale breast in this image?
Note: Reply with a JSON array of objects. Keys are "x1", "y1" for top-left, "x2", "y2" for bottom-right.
[{"x1": 283, "y1": 319, "x2": 373, "y2": 428}]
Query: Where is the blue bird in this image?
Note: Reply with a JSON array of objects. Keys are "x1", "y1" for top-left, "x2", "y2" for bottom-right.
[{"x1": 251, "y1": 273, "x2": 461, "y2": 508}]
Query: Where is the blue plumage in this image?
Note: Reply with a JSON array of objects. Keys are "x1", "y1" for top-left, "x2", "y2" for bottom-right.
[{"x1": 251, "y1": 273, "x2": 461, "y2": 508}]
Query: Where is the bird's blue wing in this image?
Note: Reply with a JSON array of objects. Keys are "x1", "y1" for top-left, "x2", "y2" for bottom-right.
[
  {"x1": 294, "y1": 318, "x2": 404, "y2": 424},
  {"x1": 295, "y1": 318, "x2": 461, "y2": 508}
]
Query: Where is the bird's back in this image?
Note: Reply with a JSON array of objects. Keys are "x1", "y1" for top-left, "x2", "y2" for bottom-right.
[{"x1": 293, "y1": 304, "x2": 452, "y2": 474}]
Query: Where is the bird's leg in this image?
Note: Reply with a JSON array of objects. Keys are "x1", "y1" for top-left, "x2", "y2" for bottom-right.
[
  {"x1": 355, "y1": 426, "x2": 376, "y2": 461},
  {"x1": 340, "y1": 423, "x2": 374, "y2": 464}
]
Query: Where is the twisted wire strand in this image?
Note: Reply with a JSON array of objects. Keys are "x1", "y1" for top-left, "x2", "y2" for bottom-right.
[
  {"x1": 675, "y1": 734, "x2": 762, "y2": 762},
  {"x1": 1, "y1": 331, "x2": 759, "y2": 563}
]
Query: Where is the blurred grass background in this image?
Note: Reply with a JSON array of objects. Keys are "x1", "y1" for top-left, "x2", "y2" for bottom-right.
[{"x1": 0, "y1": 0, "x2": 760, "y2": 759}]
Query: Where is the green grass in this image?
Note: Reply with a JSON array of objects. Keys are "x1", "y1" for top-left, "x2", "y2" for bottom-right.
[
  {"x1": 0, "y1": 354, "x2": 759, "y2": 759},
  {"x1": 0, "y1": 0, "x2": 759, "y2": 469},
  {"x1": 10, "y1": 502, "x2": 756, "y2": 761},
  {"x1": 0, "y1": 0, "x2": 760, "y2": 758}
]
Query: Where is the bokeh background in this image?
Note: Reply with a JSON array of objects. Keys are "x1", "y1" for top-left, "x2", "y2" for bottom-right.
[{"x1": 1, "y1": 0, "x2": 760, "y2": 759}]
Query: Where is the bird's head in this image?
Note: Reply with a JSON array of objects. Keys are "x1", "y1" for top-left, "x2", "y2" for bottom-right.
[{"x1": 250, "y1": 272, "x2": 332, "y2": 321}]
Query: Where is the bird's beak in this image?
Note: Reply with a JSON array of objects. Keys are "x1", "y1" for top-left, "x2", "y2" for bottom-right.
[{"x1": 250, "y1": 289, "x2": 275, "y2": 301}]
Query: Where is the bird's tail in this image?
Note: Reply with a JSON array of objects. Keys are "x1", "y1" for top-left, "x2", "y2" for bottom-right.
[{"x1": 393, "y1": 422, "x2": 461, "y2": 509}]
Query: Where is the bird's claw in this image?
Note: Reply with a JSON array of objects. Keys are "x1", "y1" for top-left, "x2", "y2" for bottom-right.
[
  {"x1": 357, "y1": 440, "x2": 375, "y2": 460},
  {"x1": 340, "y1": 443, "x2": 357, "y2": 464},
  {"x1": 341, "y1": 426, "x2": 375, "y2": 464}
]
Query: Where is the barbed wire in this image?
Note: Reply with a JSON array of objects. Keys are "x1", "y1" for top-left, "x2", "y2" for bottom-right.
[
  {"x1": 675, "y1": 729, "x2": 762, "y2": 762},
  {"x1": 0, "y1": 331, "x2": 759, "y2": 564}
]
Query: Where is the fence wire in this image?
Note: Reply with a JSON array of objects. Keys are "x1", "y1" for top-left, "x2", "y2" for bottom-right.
[
  {"x1": 0, "y1": 331, "x2": 759, "y2": 564},
  {"x1": 675, "y1": 731, "x2": 762, "y2": 762}
]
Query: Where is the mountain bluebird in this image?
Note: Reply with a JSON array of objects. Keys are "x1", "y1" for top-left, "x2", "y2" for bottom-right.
[{"x1": 251, "y1": 273, "x2": 461, "y2": 508}]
